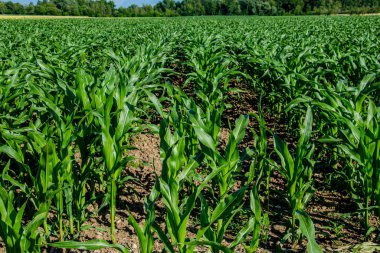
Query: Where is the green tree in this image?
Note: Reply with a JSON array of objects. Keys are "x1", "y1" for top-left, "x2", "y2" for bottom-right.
[
  {"x1": 226, "y1": 0, "x2": 241, "y2": 14},
  {"x1": 181, "y1": 0, "x2": 205, "y2": 15},
  {"x1": 45, "y1": 2, "x2": 61, "y2": 15},
  {"x1": 25, "y1": 2, "x2": 35, "y2": 14},
  {"x1": 293, "y1": 0, "x2": 304, "y2": 14},
  {"x1": 34, "y1": 3, "x2": 47, "y2": 14},
  {"x1": 0, "y1": 2, "x2": 6, "y2": 14}
]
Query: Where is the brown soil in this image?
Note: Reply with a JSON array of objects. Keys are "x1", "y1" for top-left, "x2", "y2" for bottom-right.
[{"x1": 74, "y1": 133, "x2": 163, "y2": 253}]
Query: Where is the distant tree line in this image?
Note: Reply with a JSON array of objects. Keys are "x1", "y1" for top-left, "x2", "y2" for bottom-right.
[
  {"x1": 0, "y1": 0, "x2": 379, "y2": 17},
  {"x1": 0, "y1": 0, "x2": 115, "y2": 16}
]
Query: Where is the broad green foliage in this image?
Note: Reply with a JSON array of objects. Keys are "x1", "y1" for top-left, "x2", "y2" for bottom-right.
[
  {"x1": 0, "y1": 16, "x2": 379, "y2": 252},
  {"x1": 274, "y1": 107, "x2": 317, "y2": 241},
  {"x1": 0, "y1": 184, "x2": 47, "y2": 253}
]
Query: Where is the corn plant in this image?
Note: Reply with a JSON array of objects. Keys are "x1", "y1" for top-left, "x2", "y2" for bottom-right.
[
  {"x1": 189, "y1": 105, "x2": 249, "y2": 197},
  {"x1": 127, "y1": 180, "x2": 166, "y2": 253},
  {"x1": 229, "y1": 187, "x2": 262, "y2": 253},
  {"x1": 157, "y1": 116, "x2": 202, "y2": 253},
  {"x1": 0, "y1": 184, "x2": 47, "y2": 253},
  {"x1": 0, "y1": 115, "x2": 56, "y2": 240},
  {"x1": 157, "y1": 113, "x2": 233, "y2": 252},
  {"x1": 184, "y1": 34, "x2": 245, "y2": 108},
  {"x1": 188, "y1": 105, "x2": 254, "y2": 252},
  {"x1": 93, "y1": 78, "x2": 138, "y2": 244},
  {"x1": 245, "y1": 107, "x2": 274, "y2": 208},
  {"x1": 273, "y1": 106, "x2": 317, "y2": 239},
  {"x1": 326, "y1": 101, "x2": 380, "y2": 232},
  {"x1": 289, "y1": 74, "x2": 380, "y2": 232},
  {"x1": 40, "y1": 95, "x2": 77, "y2": 240},
  {"x1": 318, "y1": 95, "x2": 379, "y2": 231}
]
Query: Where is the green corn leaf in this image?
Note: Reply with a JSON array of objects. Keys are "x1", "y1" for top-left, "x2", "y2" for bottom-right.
[
  {"x1": 0, "y1": 186, "x2": 9, "y2": 217},
  {"x1": 49, "y1": 239, "x2": 129, "y2": 253},
  {"x1": 216, "y1": 204, "x2": 243, "y2": 243},
  {"x1": 152, "y1": 222, "x2": 175, "y2": 253},
  {"x1": 144, "y1": 89, "x2": 165, "y2": 117},
  {"x1": 21, "y1": 212, "x2": 47, "y2": 252},
  {"x1": 366, "y1": 100, "x2": 375, "y2": 128},
  {"x1": 312, "y1": 102, "x2": 337, "y2": 113},
  {"x1": 178, "y1": 158, "x2": 199, "y2": 183},
  {"x1": 250, "y1": 187, "x2": 262, "y2": 221},
  {"x1": 318, "y1": 136, "x2": 341, "y2": 143},
  {"x1": 357, "y1": 73, "x2": 376, "y2": 98},
  {"x1": 158, "y1": 178, "x2": 180, "y2": 223},
  {"x1": 177, "y1": 192, "x2": 197, "y2": 245},
  {"x1": 210, "y1": 186, "x2": 247, "y2": 224},
  {"x1": 229, "y1": 217, "x2": 255, "y2": 249},
  {"x1": 274, "y1": 135, "x2": 294, "y2": 178},
  {"x1": 225, "y1": 134, "x2": 238, "y2": 162},
  {"x1": 0, "y1": 146, "x2": 23, "y2": 163},
  {"x1": 42, "y1": 97, "x2": 62, "y2": 120},
  {"x1": 193, "y1": 125, "x2": 216, "y2": 151},
  {"x1": 76, "y1": 68, "x2": 93, "y2": 111},
  {"x1": 295, "y1": 210, "x2": 323, "y2": 253},
  {"x1": 13, "y1": 202, "x2": 27, "y2": 236},
  {"x1": 232, "y1": 114, "x2": 249, "y2": 144},
  {"x1": 286, "y1": 96, "x2": 313, "y2": 112},
  {"x1": 128, "y1": 215, "x2": 147, "y2": 250},
  {"x1": 338, "y1": 144, "x2": 363, "y2": 165},
  {"x1": 301, "y1": 106, "x2": 313, "y2": 141}
]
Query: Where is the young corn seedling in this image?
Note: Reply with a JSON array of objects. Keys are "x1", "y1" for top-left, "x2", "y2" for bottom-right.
[
  {"x1": 74, "y1": 67, "x2": 137, "y2": 243},
  {"x1": 0, "y1": 115, "x2": 58, "y2": 240},
  {"x1": 74, "y1": 54, "x2": 168, "y2": 242},
  {"x1": 188, "y1": 103, "x2": 252, "y2": 252},
  {"x1": 127, "y1": 181, "x2": 159, "y2": 253},
  {"x1": 74, "y1": 68, "x2": 106, "y2": 233},
  {"x1": 245, "y1": 107, "x2": 274, "y2": 209},
  {"x1": 229, "y1": 187, "x2": 262, "y2": 253},
  {"x1": 273, "y1": 106, "x2": 318, "y2": 242},
  {"x1": 246, "y1": 110, "x2": 269, "y2": 184},
  {"x1": 189, "y1": 103, "x2": 249, "y2": 198},
  {"x1": 335, "y1": 101, "x2": 379, "y2": 233},
  {"x1": 184, "y1": 34, "x2": 244, "y2": 108},
  {"x1": 93, "y1": 84, "x2": 137, "y2": 244},
  {"x1": 26, "y1": 91, "x2": 74, "y2": 241},
  {"x1": 158, "y1": 116, "x2": 203, "y2": 253},
  {"x1": 39, "y1": 93, "x2": 77, "y2": 240},
  {"x1": 0, "y1": 184, "x2": 47, "y2": 253},
  {"x1": 166, "y1": 86, "x2": 199, "y2": 158},
  {"x1": 157, "y1": 101, "x2": 239, "y2": 253}
]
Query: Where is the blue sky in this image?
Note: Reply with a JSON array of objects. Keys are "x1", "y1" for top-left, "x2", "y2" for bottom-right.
[{"x1": 8, "y1": 0, "x2": 159, "y2": 7}]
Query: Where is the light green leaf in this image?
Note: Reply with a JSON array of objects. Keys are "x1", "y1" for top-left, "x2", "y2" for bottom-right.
[{"x1": 295, "y1": 211, "x2": 323, "y2": 253}]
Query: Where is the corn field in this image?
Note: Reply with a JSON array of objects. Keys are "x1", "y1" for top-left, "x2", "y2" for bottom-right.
[{"x1": 0, "y1": 16, "x2": 379, "y2": 252}]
